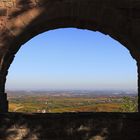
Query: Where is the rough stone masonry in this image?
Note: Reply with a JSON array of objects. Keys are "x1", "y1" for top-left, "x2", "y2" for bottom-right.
[
  {"x1": 1, "y1": 0, "x2": 140, "y2": 112},
  {"x1": 0, "y1": 1, "x2": 140, "y2": 139}
]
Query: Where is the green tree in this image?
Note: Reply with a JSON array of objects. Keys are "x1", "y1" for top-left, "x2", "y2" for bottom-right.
[{"x1": 121, "y1": 96, "x2": 138, "y2": 112}]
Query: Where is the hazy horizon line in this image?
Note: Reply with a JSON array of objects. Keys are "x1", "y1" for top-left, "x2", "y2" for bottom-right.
[{"x1": 6, "y1": 88, "x2": 137, "y2": 92}]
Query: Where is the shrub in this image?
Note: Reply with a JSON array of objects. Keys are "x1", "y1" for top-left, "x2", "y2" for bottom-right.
[{"x1": 121, "y1": 96, "x2": 138, "y2": 112}]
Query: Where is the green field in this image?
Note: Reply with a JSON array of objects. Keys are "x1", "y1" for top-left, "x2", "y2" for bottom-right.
[{"x1": 8, "y1": 95, "x2": 133, "y2": 113}]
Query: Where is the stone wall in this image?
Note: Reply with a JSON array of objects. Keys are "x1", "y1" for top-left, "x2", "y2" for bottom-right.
[
  {"x1": 0, "y1": 1, "x2": 140, "y2": 139},
  {"x1": 0, "y1": 112, "x2": 140, "y2": 140},
  {"x1": 0, "y1": 0, "x2": 140, "y2": 112}
]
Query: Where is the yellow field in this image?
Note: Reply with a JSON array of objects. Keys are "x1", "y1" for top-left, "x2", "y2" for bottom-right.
[{"x1": 8, "y1": 96, "x2": 122, "y2": 113}]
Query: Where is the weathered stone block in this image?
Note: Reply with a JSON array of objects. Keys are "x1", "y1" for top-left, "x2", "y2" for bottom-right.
[{"x1": 0, "y1": 8, "x2": 7, "y2": 16}]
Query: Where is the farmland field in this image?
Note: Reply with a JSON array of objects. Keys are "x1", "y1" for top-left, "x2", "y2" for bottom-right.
[{"x1": 8, "y1": 94, "x2": 135, "y2": 113}]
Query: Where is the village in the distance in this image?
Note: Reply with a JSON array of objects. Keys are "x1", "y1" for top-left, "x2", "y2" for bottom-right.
[{"x1": 7, "y1": 90, "x2": 138, "y2": 113}]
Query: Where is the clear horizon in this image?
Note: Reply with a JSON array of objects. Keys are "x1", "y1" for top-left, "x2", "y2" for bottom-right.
[{"x1": 6, "y1": 28, "x2": 137, "y2": 91}]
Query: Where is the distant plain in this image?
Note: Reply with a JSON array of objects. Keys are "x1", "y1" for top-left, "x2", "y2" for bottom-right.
[{"x1": 7, "y1": 90, "x2": 137, "y2": 113}]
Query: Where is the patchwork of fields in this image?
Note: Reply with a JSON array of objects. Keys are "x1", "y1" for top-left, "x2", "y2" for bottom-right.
[{"x1": 8, "y1": 95, "x2": 134, "y2": 113}]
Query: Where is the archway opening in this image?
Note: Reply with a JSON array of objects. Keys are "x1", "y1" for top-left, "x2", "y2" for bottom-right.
[{"x1": 6, "y1": 28, "x2": 137, "y2": 113}]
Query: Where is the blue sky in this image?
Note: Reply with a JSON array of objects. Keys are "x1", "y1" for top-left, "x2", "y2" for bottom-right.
[{"x1": 6, "y1": 28, "x2": 137, "y2": 91}]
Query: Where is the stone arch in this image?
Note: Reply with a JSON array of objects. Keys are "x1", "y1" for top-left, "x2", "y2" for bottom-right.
[{"x1": 0, "y1": 0, "x2": 140, "y2": 112}]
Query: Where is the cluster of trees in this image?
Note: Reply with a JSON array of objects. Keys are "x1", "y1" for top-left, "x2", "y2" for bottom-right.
[{"x1": 121, "y1": 96, "x2": 138, "y2": 112}]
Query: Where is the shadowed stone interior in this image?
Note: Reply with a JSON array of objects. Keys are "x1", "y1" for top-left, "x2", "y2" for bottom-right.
[
  {"x1": 0, "y1": 0, "x2": 140, "y2": 139},
  {"x1": 0, "y1": 112, "x2": 140, "y2": 140}
]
